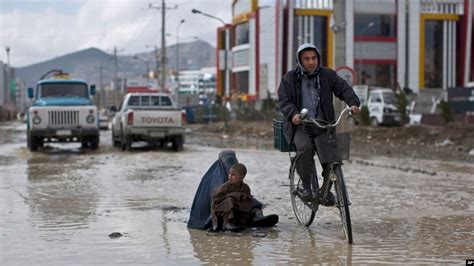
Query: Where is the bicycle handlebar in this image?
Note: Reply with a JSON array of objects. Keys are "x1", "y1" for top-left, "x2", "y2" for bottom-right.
[{"x1": 300, "y1": 107, "x2": 351, "y2": 129}]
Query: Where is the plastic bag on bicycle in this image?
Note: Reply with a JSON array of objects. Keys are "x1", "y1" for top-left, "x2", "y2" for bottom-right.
[{"x1": 314, "y1": 130, "x2": 351, "y2": 164}]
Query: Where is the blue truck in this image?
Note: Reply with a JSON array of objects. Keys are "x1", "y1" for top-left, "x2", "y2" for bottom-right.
[{"x1": 26, "y1": 70, "x2": 100, "y2": 152}]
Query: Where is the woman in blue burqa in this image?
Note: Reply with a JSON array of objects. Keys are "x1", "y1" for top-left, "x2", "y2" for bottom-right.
[{"x1": 187, "y1": 150, "x2": 278, "y2": 230}]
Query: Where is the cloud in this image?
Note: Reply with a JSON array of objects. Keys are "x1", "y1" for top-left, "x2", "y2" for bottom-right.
[{"x1": 0, "y1": 0, "x2": 232, "y2": 67}]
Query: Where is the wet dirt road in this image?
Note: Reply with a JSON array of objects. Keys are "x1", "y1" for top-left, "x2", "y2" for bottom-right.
[{"x1": 0, "y1": 122, "x2": 472, "y2": 264}]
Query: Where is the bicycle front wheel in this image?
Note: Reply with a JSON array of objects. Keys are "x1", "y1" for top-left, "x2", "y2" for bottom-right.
[
  {"x1": 333, "y1": 165, "x2": 353, "y2": 244},
  {"x1": 289, "y1": 159, "x2": 316, "y2": 227}
]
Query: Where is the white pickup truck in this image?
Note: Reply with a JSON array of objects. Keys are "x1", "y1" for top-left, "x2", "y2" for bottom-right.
[{"x1": 111, "y1": 93, "x2": 186, "y2": 151}]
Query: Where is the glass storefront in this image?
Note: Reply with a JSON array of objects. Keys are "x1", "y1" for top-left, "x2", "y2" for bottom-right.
[
  {"x1": 471, "y1": 20, "x2": 474, "y2": 82},
  {"x1": 354, "y1": 14, "x2": 396, "y2": 37},
  {"x1": 234, "y1": 71, "x2": 249, "y2": 94},
  {"x1": 234, "y1": 22, "x2": 249, "y2": 46},
  {"x1": 355, "y1": 63, "x2": 396, "y2": 88},
  {"x1": 424, "y1": 20, "x2": 443, "y2": 88},
  {"x1": 293, "y1": 16, "x2": 327, "y2": 67}
]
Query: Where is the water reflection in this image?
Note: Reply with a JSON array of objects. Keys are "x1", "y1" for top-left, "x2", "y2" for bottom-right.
[
  {"x1": 26, "y1": 154, "x2": 98, "y2": 235},
  {"x1": 188, "y1": 229, "x2": 256, "y2": 264},
  {"x1": 284, "y1": 225, "x2": 353, "y2": 264}
]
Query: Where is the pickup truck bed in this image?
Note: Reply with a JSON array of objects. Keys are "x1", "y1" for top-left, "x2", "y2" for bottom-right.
[{"x1": 111, "y1": 93, "x2": 186, "y2": 151}]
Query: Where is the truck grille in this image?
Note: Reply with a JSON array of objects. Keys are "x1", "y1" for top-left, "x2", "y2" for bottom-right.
[{"x1": 48, "y1": 110, "x2": 80, "y2": 127}]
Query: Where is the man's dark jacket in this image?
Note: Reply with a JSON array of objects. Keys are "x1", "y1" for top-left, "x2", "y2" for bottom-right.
[{"x1": 278, "y1": 67, "x2": 360, "y2": 144}]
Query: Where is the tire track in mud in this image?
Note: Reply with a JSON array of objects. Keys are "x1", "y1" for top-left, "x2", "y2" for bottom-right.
[{"x1": 352, "y1": 159, "x2": 437, "y2": 176}]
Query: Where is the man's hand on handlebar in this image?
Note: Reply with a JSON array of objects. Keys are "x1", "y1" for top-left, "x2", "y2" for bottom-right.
[
  {"x1": 292, "y1": 114, "x2": 302, "y2": 125},
  {"x1": 350, "y1": 106, "x2": 360, "y2": 115}
]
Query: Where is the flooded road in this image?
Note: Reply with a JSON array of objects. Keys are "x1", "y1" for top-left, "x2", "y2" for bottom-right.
[{"x1": 1, "y1": 121, "x2": 472, "y2": 264}]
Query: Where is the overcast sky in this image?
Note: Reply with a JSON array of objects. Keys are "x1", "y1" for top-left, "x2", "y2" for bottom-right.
[{"x1": 0, "y1": 0, "x2": 238, "y2": 67}]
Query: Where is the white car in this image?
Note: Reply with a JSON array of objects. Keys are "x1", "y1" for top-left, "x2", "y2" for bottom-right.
[{"x1": 367, "y1": 88, "x2": 401, "y2": 126}]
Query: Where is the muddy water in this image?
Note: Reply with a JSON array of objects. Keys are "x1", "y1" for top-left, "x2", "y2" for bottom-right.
[{"x1": 0, "y1": 122, "x2": 472, "y2": 264}]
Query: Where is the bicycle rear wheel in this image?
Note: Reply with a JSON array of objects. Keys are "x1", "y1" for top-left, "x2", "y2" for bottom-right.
[
  {"x1": 289, "y1": 159, "x2": 316, "y2": 227},
  {"x1": 333, "y1": 165, "x2": 353, "y2": 244}
]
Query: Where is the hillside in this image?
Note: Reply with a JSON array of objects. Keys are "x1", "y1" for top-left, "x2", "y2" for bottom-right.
[{"x1": 16, "y1": 40, "x2": 216, "y2": 88}]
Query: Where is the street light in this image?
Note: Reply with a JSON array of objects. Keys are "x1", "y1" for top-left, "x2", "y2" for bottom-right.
[
  {"x1": 191, "y1": 8, "x2": 229, "y2": 100},
  {"x1": 133, "y1": 55, "x2": 150, "y2": 85},
  {"x1": 167, "y1": 33, "x2": 198, "y2": 41},
  {"x1": 191, "y1": 9, "x2": 226, "y2": 25},
  {"x1": 5, "y1": 46, "x2": 10, "y2": 67},
  {"x1": 145, "y1": 44, "x2": 159, "y2": 85},
  {"x1": 176, "y1": 19, "x2": 185, "y2": 105}
]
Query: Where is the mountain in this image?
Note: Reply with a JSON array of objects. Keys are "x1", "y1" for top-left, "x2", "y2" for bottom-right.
[{"x1": 16, "y1": 40, "x2": 216, "y2": 88}]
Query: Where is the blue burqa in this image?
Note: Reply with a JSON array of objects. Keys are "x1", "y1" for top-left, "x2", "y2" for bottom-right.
[{"x1": 187, "y1": 150, "x2": 262, "y2": 230}]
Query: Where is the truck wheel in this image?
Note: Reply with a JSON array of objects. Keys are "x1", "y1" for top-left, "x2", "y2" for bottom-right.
[
  {"x1": 27, "y1": 132, "x2": 38, "y2": 152},
  {"x1": 112, "y1": 131, "x2": 120, "y2": 147},
  {"x1": 370, "y1": 117, "x2": 379, "y2": 127},
  {"x1": 121, "y1": 135, "x2": 132, "y2": 151},
  {"x1": 90, "y1": 136, "x2": 99, "y2": 150},
  {"x1": 37, "y1": 138, "x2": 44, "y2": 148},
  {"x1": 81, "y1": 141, "x2": 89, "y2": 148},
  {"x1": 172, "y1": 135, "x2": 184, "y2": 151}
]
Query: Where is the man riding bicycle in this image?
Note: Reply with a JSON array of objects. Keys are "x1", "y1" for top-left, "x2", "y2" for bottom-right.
[{"x1": 278, "y1": 43, "x2": 360, "y2": 203}]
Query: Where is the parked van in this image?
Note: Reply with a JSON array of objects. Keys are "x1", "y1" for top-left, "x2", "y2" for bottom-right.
[{"x1": 367, "y1": 88, "x2": 401, "y2": 126}]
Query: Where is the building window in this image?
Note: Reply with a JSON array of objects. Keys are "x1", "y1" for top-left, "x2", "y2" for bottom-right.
[
  {"x1": 355, "y1": 63, "x2": 396, "y2": 88},
  {"x1": 293, "y1": 16, "x2": 327, "y2": 67},
  {"x1": 234, "y1": 22, "x2": 249, "y2": 46},
  {"x1": 234, "y1": 71, "x2": 249, "y2": 94},
  {"x1": 424, "y1": 20, "x2": 443, "y2": 88},
  {"x1": 355, "y1": 14, "x2": 396, "y2": 37},
  {"x1": 470, "y1": 20, "x2": 474, "y2": 82}
]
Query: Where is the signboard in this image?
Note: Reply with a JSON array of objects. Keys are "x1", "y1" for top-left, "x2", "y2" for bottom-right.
[
  {"x1": 336, "y1": 66, "x2": 357, "y2": 86},
  {"x1": 447, "y1": 86, "x2": 474, "y2": 113},
  {"x1": 352, "y1": 85, "x2": 369, "y2": 106}
]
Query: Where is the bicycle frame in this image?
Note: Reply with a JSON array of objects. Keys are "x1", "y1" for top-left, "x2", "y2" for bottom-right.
[{"x1": 288, "y1": 107, "x2": 353, "y2": 243}]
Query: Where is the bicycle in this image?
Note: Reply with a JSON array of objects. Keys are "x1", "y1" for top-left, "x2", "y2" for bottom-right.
[{"x1": 275, "y1": 107, "x2": 353, "y2": 244}]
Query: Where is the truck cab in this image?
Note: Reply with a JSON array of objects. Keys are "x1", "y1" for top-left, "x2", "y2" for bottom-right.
[{"x1": 26, "y1": 71, "x2": 100, "y2": 151}]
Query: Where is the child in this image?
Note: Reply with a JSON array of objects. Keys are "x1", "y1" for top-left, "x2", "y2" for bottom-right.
[{"x1": 211, "y1": 163, "x2": 254, "y2": 231}]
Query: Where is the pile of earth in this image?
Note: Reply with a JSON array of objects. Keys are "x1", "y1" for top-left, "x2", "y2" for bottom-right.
[{"x1": 188, "y1": 121, "x2": 474, "y2": 163}]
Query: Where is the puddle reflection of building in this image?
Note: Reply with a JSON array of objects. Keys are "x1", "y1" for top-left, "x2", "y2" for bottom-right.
[
  {"x1": 188, "y1": 229, "x2": 256, "y2": 264},
  {"x1": 287, "y1": 226, "x2": 353, "y2": 264},
  {"x1": 26, "y1": 156, "x2": 98, "y2": 232}
]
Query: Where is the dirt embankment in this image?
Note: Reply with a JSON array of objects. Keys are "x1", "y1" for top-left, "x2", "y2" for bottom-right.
[{"x1": 188, "y1": 121, "x2": 474, "y2": 163}]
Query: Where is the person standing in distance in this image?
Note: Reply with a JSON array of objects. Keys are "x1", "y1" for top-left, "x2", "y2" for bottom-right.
[{"x1": 278, "y1": 43, "x2": 360, "y2": 203}]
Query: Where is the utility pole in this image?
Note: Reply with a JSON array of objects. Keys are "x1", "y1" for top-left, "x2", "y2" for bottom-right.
[
  {"x1": 113, "y1": 46, "x2": 118, "y2": 91},
  {"x1": 333, "y1": 1, "x2": 351, "y2": 133},
  {"x1": 113, "y1": 46, "x2": 118, "y2": 107},
  {"x1": 149, "y1": 1, "x2": 177, "y2": 92},
  {"x1": 99, "y1": 64, "x2": 106, "y2": 108}
]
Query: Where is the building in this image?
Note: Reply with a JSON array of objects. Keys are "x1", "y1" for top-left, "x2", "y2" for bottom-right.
[
  {"x1": 178, "y1": 68, "x2": 217, "y2": 95},
  {"x1": 0, "y1": 61, "x2": 19, "y2": 120},
  {"x1": 216, "y1": 0, "x2": 473, "y2": 102}
]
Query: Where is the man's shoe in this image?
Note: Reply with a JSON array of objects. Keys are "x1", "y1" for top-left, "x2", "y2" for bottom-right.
[
  {"x1": 320, "y1": 191, "x2": 336, "y2": 206},
  {"x1": 297, "y1": 187, "x2": 313, "y2": 201},
  {"x1": 222, "y1": 222, "x2": 243, "y2": 232}
]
